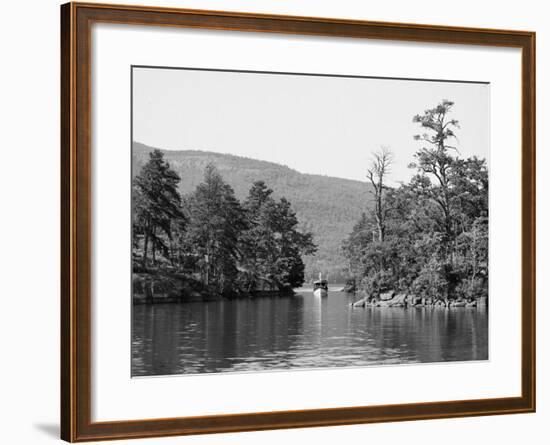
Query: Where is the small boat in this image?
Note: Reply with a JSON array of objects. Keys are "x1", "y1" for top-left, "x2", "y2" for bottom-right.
[{"x1": 313, "y1": 274, "x2": 328, "y2": 298}]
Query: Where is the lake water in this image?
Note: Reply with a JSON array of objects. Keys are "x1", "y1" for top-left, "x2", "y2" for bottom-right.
[{"x1": 132, "y1": 290, "x2": 488, "y2": 377}]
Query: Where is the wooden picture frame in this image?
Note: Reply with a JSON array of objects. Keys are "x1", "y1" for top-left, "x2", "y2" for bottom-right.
[{"x1": 61, "y1": 2, "x2": 536, "y2": 442}]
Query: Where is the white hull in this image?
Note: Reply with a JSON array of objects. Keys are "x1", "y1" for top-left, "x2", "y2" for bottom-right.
[{"x1": 313, "y1": 288, "x2": 328, "y2": 298}]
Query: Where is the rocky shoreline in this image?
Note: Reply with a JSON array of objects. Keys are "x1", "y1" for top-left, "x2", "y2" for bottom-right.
[
  {"x1": 351, "y1": 291, "x2": 487, "y2": 308},
  {"x1": 132, "y1": 273, "x2": 294, "y2": 304}
]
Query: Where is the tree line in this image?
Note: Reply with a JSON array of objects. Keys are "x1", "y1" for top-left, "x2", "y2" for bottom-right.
[
  {"x1": 343, "y1": 100, "x2": 488, "y2": 304},
  {"x1": 132, "y1": 155, "x2": 316, "y2": 297}
]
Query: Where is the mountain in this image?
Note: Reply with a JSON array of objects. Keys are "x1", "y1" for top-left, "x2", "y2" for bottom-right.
[{"x1": 133, "y1": 142, "x2": 374, "y2": 282}]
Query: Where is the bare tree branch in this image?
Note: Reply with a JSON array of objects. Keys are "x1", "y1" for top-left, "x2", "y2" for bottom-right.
[{"x1": 366, "y1": 146, "x2": 394, "y2": 243}]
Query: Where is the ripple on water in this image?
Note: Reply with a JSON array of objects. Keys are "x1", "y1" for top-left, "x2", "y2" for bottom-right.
[{"x1": 131, "y1": 293, "x2": 488, "y2": 376}]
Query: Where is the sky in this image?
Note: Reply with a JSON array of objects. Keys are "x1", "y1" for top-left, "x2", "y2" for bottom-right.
[{"x1": 132, "y1": 66, "x2": 489, "y2": 185}]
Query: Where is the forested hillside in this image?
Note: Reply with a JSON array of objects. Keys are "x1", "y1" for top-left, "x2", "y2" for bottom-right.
[{"x1": 133, "y1": 142, "x2": 373, "y2": 282}]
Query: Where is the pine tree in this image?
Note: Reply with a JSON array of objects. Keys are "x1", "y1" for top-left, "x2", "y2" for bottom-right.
[
  {"x1": 240, "y1": 181, "x2": 276, "y2": 291},
  {"x1": 410, "y1": 99, "x2": 459, "y2": 262},
  {"x1": 240, "y1": 181, "x2": 316, "y2": 292},
  {"x1": 133, "y1": 149, "x2": 184, "y2": 269},
  {"x1": 273, "y1": 197, "x2": 316, "y2": 289},
  {"x1": 185, "y1": 164, "x2": 247, "y2": 296}
]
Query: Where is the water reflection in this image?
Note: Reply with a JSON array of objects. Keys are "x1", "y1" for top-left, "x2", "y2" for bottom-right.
[{"x1": 132, "y1": 291, "x2": 488, "y2": 376}]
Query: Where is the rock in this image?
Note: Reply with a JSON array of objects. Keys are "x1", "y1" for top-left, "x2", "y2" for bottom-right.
[
  {"x1": 411, "y1": 295, "x2": 423, "y2": 306},
  {"x1": 391, "y1": 293, "x2": 408, "y2": 304},
  {"x1": 379, "y1": 291, "x2": 395, "y2": 301}
]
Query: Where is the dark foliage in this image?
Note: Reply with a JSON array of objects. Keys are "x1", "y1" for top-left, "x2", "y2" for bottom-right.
[
  {"x1": 132, "y1": 157, "x2": 316, "y2": 297},
  {"x1": 133, "y1": 143, "x2": 373, "y2": 282},
  {"x1": 343, "y1": 100, "x2": 488, "y2": 303}
]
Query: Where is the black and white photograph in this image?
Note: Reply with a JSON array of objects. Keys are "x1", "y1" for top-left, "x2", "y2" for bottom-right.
[
  {"x1": 131, "y1": 66, "x2": 489, "y2": 377},
  {"x1": 2, "y1": 0, "x2": 543, "y2": 443}
]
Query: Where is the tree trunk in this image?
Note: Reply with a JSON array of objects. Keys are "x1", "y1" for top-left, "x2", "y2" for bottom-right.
[
  {"x1": 142, "y1": 228, "x2": 149, "y2": 269},
  {"x1": 376, "y1": 191, "x2": 384, "y2": 242},
  {"x1": 376, "y1": 219, "x2": 384, "y2": 243},
  {"x1": 169, "y1": 239, "x2": 175, "y2": 268},
  {"x1": 152, "y1": 241, "x2": 156, "y2": 265}
]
